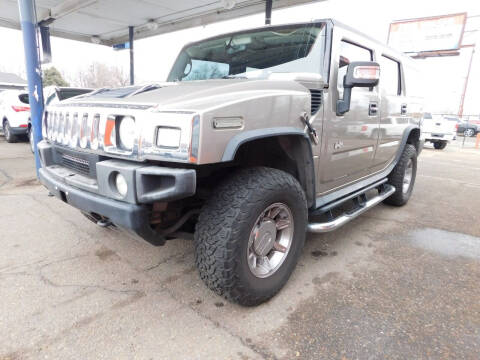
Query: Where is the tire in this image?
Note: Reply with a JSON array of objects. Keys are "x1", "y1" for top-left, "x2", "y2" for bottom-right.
[
  {"x1": 433, "y1": 141, "x2": 447, "y2": 150},
  {"x1": 3, "y1": 120, "x2": 17, "y2": 143},
  {"x1": 194, "y1": 167, "x2": 307, "y2": 306},
  {"x1": 464, "y1": 128, "x2": 475, "y2": 137},
  {"x1": 28, "y1": 127, "x2": 35, "y2": 153},
  {"x1": 384, "y1": 144, "x2": 417, "y2": 207}
]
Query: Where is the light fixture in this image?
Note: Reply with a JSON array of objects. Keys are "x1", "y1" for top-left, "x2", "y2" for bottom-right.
[
  {"x1": 146, "y1": 20, "x2": 158, "y2": 31},
  {"x1": 90, "y1": 36, "x2": 101, "y2": 44},
  {"x1": 220, "y1": 0, "x2": 236, "y2": 10}
]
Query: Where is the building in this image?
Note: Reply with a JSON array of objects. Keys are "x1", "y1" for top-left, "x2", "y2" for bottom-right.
[{"x1": 0, "y1": 72, "x2": 27, "y2": 92}]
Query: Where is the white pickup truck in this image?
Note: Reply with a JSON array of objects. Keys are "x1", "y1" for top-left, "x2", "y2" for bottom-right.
[{"x1": 422, "y1": 113, "x2": 456, "y2": 150}]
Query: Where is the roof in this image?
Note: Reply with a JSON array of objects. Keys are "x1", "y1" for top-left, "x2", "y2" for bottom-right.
[
  {"x1": 0, "y1": 0, "x2": 323, "y2": 46},
  {"x1": 0, "y1": 72, "x2": 27, "y2": 86}
]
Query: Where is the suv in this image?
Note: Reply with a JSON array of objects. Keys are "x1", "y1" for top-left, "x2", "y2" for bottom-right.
[
  {"x1": 0, "y1": 89, "x2": 30, "y2": 143},
  {"x1": 37, "y1": 20, "x2": 423, "y2": 306}
]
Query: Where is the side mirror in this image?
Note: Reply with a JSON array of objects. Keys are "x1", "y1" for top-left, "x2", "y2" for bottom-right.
[{"x1": 336, "y1": 61, "x2": 380, "y2": 116}]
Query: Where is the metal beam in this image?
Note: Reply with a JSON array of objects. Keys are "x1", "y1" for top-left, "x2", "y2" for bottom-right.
[
  {"x1": 39, "y1": 0, "x2": 98, "y2": 22},
  {"x1": 129, "y1": 26, "x2": 134, "y2": 85},
  {"x1": 265, "y1": 0, "x2": 272, "y2": 25},
  {"x1": 17, "y1": 0, "x2": 44, "y2": 174}
]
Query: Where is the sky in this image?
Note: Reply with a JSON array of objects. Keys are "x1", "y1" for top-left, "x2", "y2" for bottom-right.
[{"x1": 0, "y1": 0, "x2": 479, "y2": 115}]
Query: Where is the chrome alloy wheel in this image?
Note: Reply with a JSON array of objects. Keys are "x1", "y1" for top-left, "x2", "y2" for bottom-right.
[
  {"x1": 403, "y1": 158, "x2": 413, "y2": 194},
  {"x1": 247, "y1": 203, "x2": 294, "y2": 278}
]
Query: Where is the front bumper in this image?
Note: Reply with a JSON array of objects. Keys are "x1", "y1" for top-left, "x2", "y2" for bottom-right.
[
  {"x1": 37, "y1": 141, "x2": 196, "y2": 245},
  {"x1": 10, "y1": 126, "x2": 28, "y2": 136},
  {"x1": 423, "y1": 132, "x2": 455, "y2": 142}
]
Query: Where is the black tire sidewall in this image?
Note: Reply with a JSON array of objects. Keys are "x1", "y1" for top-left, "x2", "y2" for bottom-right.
[{"x1": 385, "y1": 144, "x2": 417, "y2": 206}]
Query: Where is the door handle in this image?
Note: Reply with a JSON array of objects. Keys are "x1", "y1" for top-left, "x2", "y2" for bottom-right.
[
  {"x1": 369, "y1": 102, "x2": 378, "y2": 116},
  {"x1": 401, "y1": 104, "x2": 407, "y2": 115}
]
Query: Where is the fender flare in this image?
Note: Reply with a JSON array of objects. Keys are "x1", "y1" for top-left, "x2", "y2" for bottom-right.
[{"x1": 221, "y1": 127, "x2": 316, "y2": 208}]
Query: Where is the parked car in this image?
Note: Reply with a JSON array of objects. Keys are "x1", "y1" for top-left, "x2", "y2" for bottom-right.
[
  {"x1": 457, "y1": 119, "x2": 480, "y2": 137},
  {"x1": 0, "y1": 89, "x2": 30, "y2": 143},
  {"x1": 28, "y1": 86, "x2": 93, "y2": 151},
  {"x1": 421, "y1": 113, "x2": 456, "y2": 150},
  {"x1": 37, "y1": 19, "x2": 423, "y2": 306}
]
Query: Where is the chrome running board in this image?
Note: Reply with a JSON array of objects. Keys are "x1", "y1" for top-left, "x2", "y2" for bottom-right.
[{"x1": 307, "y1": 184, "x2": 395, "y2": 233}]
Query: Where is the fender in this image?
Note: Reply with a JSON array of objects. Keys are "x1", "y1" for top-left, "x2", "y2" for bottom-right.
[{"x1": 222, "y1": 127, "x2": 316, "y2": 208}]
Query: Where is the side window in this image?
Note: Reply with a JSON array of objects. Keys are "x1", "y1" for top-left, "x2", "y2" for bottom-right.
[
  {"x1": 337, "y1": 40, "x2": 372, "y2": 91},
  {"x1": 380, "y1": 56, "x2": 401, "y2": 96}
]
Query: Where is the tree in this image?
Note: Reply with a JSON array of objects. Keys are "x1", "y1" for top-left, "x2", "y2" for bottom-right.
[
  {"x1": 75, "y1": 62, "x2": 129, "y2": 88},
  {"x1": 43, "y1": 67, "x2": 69, "y2": 86}
]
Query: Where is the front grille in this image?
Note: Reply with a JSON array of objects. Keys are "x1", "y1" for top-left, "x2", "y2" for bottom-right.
[
  {"x1": 310, "y1": 89, "x2": 323, "y2": 115},
  {"x1": 61, "y1": 153, "x2": 90, "y2": 176}
]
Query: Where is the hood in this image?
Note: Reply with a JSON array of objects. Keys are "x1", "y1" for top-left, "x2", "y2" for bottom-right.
[{"x1": 63, "y1": 79, "x2": 309, "y2": 112}]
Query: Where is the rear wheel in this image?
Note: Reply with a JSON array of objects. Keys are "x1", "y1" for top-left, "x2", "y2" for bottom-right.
[
  {"x1": 384, "y1": 144, "x2": 417, "y2": 206},
  {"x1": 3, "y1": 120, "x2": 17, "y2": 143},
  {"x1": 464, "y1": 128, "x2": 475, "y2": 137},
  {"x1": 433, "y1": 141, "x2": 447, "y2": 150},
  {"x1": 194, "y1": 167, "x2": 307, "y2": 306}
]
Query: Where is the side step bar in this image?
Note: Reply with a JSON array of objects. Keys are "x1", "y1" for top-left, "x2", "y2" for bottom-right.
[{"x1": 307, "y1": 184, "x2": 396, "y2": 233}]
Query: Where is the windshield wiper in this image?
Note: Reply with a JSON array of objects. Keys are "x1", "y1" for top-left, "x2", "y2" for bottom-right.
[{"x1": 221, "y1": 75, "x2": 248, "y2": 79}]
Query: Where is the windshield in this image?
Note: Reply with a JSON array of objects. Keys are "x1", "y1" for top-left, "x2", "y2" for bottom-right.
[{"x1": 168, "y1": 23, "x2": 325, "y2": 82}]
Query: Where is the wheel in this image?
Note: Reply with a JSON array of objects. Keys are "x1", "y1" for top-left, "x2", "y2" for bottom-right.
[
  {"x1": 433, "y1": 141, "x2": 447, "y2": 150},
  {"x1": 384, "y1": 144, "x2": 417, "y2": 206},
  {"x1": 464, "y1": 128, "x2": 475, "y2": 137},
  {"x1": 3, "y1": 120, "x2": 17, "y2": 143},
  {"x1": 28, "y1": 127, "x2": 35, "y2": 153},
  {"x1": 194, "y1": 167, "x2": 307, "y2": 306}
]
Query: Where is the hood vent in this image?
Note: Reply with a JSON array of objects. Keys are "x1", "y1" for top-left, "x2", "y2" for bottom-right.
[{"x1": 310, "y1": 89, "x2": 322, "y2": 115}]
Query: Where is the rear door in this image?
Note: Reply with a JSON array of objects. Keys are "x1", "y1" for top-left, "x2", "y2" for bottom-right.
[
  {"x1": 317, "y1": 34, "x2": 380, "y2": 194},
  {"x1": 373, "y1": 54, "x2": 406, "y2": 166}
]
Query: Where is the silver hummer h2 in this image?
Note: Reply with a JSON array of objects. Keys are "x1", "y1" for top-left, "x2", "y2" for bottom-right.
[{"x1": 38, "y1": 19, "x2": 423, "y2": 306}]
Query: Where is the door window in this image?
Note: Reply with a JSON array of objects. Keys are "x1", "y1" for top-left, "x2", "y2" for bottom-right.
[
  {"x1": 380, "y1": 56, "x2": 401, "y2": 96},
  {"x1": 337, "y1": 41, "x2": 372, "y2": 91}
]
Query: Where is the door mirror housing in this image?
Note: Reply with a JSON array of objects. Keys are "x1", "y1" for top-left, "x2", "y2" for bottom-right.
[{"x1": 336, "y1": 61, "x2": 380, "y2": 116}]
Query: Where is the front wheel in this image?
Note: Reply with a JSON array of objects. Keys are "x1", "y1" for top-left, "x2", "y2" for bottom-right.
[
  {"x1": 464, "y1": 128, "x2": 475, "y2": 137},
  {"x1": 433, "y1": 141, "x2": 447, "y2": 150},
  {"x1": 384, "y1": 144, "x2": 417, "y2": 206},
  {"x1": 194, "y1": 167, "x2": 307, "y2": 306}
]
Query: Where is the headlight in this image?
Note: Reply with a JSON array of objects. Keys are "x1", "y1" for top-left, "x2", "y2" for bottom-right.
[
  {"x1": 118, "y1": 116, "x2": 136, "y2": 151},
  {"x1": 156, "y1": 127, "x2": 181, "y2": 148}
]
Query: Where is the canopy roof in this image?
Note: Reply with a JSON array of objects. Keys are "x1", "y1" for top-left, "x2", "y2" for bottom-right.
[{"x1": 0, "y1": 0, "x2": 322, "y2": 46}]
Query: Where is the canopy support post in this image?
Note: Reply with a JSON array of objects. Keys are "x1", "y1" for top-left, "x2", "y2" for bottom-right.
[
  {"x1": 129, "y1": 26, "x2": 134, "y2": 85},
  {"x1": 265, "y1": 0, "x2": 272, "y2": 25},
  {"x1": 18, "y1": 0, "x2": 44, "y2": 175}
]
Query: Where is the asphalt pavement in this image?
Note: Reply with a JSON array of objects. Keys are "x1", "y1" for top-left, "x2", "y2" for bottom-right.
[{"x1": 0, "y1": 136, "x2": 479, "y2": 360}]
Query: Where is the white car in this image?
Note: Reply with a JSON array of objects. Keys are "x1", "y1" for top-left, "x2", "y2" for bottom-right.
[
  {"x1": 421, "y1": 113, "x2": 456, "y2": 150},
  {"x1": 0, "y1": 90, "x2": 30, "y2": 143}
]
